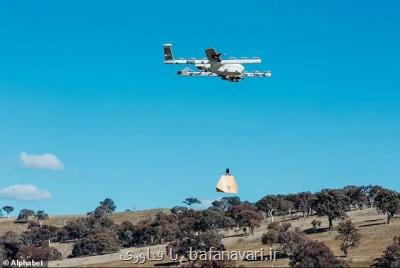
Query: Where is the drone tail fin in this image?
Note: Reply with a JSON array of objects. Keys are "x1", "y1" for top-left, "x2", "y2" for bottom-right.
[{"x1": 163, "y1": 44, "x2": 174, "y2": 61}]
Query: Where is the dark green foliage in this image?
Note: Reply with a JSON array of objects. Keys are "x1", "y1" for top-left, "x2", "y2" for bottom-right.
[
  {"x1": 343, "y1": 186, "x2": 369, "y2": 210},
  {"x1": 314, "y1": 189, "x2": 349, "y2": 230},
  {"x1": 16, "y1": 209, "x2": 35, "y2": 222},
  {"x1": 34, "y1": 210, "x2": 49, "y2": 221},
  {"x1": 100, "y1": 198, "x2": 117, "y2": 213},
  {"x1": 182, "y1": 197, "x2": 201, "y2": 207},
  {"x1": 2, "y1": 206, "x2": 14, "y2": 215},
  {"x1": 374, "y1": 189, "x2": 400, "y2": 224},
  {"x1": 193, "y1": 209, "x2": 235, "y2": 233}
]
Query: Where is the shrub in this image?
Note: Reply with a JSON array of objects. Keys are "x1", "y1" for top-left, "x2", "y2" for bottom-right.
[
  {"x1": 311, "y1": 219, "x2": 322, "y2": 232},
  {"x1": 168, "y1": 231, "x2": 224, "y2": 264},
  {"x1": 71, "y1": 232, "x2": 119, "y2": 257},
  {"x1": 0, "y1": 231, "x2": 23, "y2": 259},
  {"x1": 373, "y1": 237, "x2": 400, "y2": 267},
  {"x1": 289, "y1": 239, "x2": 348, "y2": 267},
  {"x1": 16, "y1": 244, "x2": 62, "y2": 261}
]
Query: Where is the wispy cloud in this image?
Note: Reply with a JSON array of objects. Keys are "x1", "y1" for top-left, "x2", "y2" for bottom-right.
[
  {"x1": 20, "y1": 152, "x2": 64, "y2": 170},
  {"x1": 0, "y1": 184, "x2": 52, "y2": 201}
]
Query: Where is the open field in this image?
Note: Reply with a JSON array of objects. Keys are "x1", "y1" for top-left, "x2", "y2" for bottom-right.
[
  {"x1": 13, "y1": 208, "x2": 392, "y2": 267},
  {"x1": 43, "y1": 209, "x2": 170, "y2": 227}
]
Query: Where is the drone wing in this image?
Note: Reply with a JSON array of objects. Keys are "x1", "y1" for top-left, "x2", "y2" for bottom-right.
[{"x1": 205, "y1": 48, "x2": 222, "y2": 62}]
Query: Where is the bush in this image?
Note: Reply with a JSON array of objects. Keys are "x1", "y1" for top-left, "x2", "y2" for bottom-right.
[
  {"x1": 261, "y1": 229, "x2": 279, "y2": 245},
  {"x1": 16, "y1": 244, "x2": 62, "y2": 261},
  {"x1": 373, "y1": 237, "x2": 400, "y2": 267},
  {"x1": 168, "y1": 231, "x2": 224, "y2": 264},
  {"x1": 262, "y1": 222, "x2": 292, "y2": 247},
  {"x1": 71, "y1": 233, "x2": 120, "y2": 257},
  {"x1": 21, "y1": 225, "x2": 60, "y2": 245},
  {"x1": 63, "y1": 220, "x2": 87, "y2": 240},
  {"x1": 267, "y1": 221, "x2": 280, "y2": 231},
  {"x1": 311, "y1": 219, "x2": 322, "y2": 230},
  {"x1": 183, "y1": 258, "x2": 237, "y2": 268},
  {"x1": 289, "y1": 239, "x2": 348, "y2": 268},
  {"x1": 171, "y1": 206, "x2": 188, "y2": 214},
  {"x1": 0, "y1": 231, "x2": 23, "y2": 259},
  {"x1": 0, "y1": 231, "x2": 61, "y2": 262}
]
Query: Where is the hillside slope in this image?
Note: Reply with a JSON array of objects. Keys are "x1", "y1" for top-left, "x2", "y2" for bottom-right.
[{"x1": 41, "y1": 208, "x2": 400, "y2": 267}]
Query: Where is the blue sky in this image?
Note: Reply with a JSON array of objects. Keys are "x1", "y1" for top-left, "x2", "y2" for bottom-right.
[{"x1": 0, "y1": 0, "x2": 399, "y2": 215}]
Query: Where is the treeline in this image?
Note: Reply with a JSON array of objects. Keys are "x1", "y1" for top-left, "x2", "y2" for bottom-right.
[
  {"x1": 1, "y1": 185, "x2": 399, "y2": 267},
  {"x1": 256, "y1": 185, "x2": 400, "y2": 228}
]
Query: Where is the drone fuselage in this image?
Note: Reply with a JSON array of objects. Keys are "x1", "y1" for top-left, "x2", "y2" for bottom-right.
[{"x1": 164, "y1": 44, "x2": 271, "y2": 82}]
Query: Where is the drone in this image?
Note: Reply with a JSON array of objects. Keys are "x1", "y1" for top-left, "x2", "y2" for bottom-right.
[{"x1": 163, "y1": 44, "x2": 272, "y2": 82}]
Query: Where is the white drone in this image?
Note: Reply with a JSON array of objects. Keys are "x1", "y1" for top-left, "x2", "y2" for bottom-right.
[{"x1": 163, "y1": 44, "x2": 272, "y2": 82}]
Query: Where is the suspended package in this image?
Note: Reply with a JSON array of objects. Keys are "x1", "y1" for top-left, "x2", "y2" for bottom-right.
[{"x1": 216, "y1": 168, "x2": 238, "y2": 193}]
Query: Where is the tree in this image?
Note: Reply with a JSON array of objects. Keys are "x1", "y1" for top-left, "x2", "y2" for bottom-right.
[
  {"x1": 279, "y1": 199, "x2": 294, "y2": 216},
  {"x1": 261, "y1": 222, "x2": 293, "y2": 247},
  {"x1": 99, "y1": 198, "x2": 117, "y2": 213},
  {"x1": 287, "y1": 192, "x2": 316, "y2": 217},
  {"x1": 260, "y1": 223, "x2": 346, "y2": 268},
  {"x1": 193, "y1": 209, "x2": 235, "y2": 233},
  {"x1": 88, "y1": 198, "x2": 117, "y2": 217},
  {"x1": 314, "y1": 189, "x2": 349, "y2": 230},
  {"x1": 220, "y1": 196, "x2": 241, "y2": 210},
  {"x1": 63, "y1": 220, "x2": 87, "y2": 240},
  {"x1": 235, "y1": 209, "x2": 263, "y2": 235},
  {"x1": 374, "y1": 189, "x2": 400, "y2": 224},
  {"x1": 17, "y1": 209, "x2": 35, "y2": 222},
  {"x1": 366, "y1": 185, "x2": 383, "y2": 207},
  {"x1": 2, "y1": 206, "x2": 14, "y2": 216},
  {"x1": 211, "y1": 197, "x2": 242, "y2": 211},
  {"x1": 343, "y1": 186, "x2": 368, "y2": 210},
  {"x1": 336, "y1": 219, "x2": 361, "y2": 257},
  {"x1": 182, "y1": 197, "x2": 201, "y2": 208},
  {"x1": 34, "y1": 210, "x2": 49, "y2": 222},
  {"x1": 373, "y1": 237, "x2": 400, "y2": 267},
  {"x1": 226, "y1": 203, "x2": 263, "y2": 235},
  {"x1": 256, "y1": 195, "x2": 282, "y2": 222}
]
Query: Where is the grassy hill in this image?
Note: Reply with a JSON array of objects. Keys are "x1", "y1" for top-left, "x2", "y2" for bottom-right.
[
  {"x1": 35, "y1": 208, "x2": 399, "y2": 267},
  {"x1": 0, "y1": 209, "x2": 169, "y2": 239}
]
